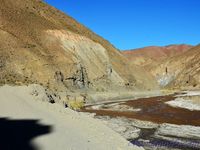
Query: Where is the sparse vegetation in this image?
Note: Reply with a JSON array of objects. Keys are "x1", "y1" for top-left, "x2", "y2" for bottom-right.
[
  {"x1": 96, "y1": 87, "x2": 105, "y2": 92},
  {"x1": 68, "y1": 99, "x2": 85, "y2": 111}
]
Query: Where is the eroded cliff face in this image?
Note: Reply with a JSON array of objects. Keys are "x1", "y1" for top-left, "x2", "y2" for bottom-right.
[
  {"x1": 0, "y1": 0, "x2": 158, "y2": 93},
  {"x1": 41, "y1": 29, "x2": 126, "y2": 90}
]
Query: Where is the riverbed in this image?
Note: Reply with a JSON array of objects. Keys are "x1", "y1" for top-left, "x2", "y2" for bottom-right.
[{"x1": 81, "y1": 92, "x2": 200, "y2": 150}]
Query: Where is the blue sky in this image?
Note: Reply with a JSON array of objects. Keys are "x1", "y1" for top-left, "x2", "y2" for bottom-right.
[{"x1": 44, "y1": 0, "x2": 200, "y2": 50}]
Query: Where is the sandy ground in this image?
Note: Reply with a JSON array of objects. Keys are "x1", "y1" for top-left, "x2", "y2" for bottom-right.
[
  {"x1": 0, "y1": 85, "x2": 143, "y2": 150},
  {"x1": 166, "y1": 91, "x2": 200, "y2": 111},
  {"x1": 166, "y1": 97, "x2": 200, "y2": 111}
]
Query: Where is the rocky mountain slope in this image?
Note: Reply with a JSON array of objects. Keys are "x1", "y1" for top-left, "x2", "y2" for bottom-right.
[
  {"x1": 122, "y1": 44, "x2": 193, "y2": 66},
  {"x1": 122, "y1": 44, "x2": 200, "y2": 89},
  {"x1": 0, "y1": 0, "x2": 158, "y2": 94},
  {"x1": 150, "y1": 45, "x2": 200, "y2": 89}
]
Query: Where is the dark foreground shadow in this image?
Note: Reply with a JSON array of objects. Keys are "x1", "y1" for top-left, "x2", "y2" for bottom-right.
[{"x1": 0, "y1": 118, "x2": 52, "y2": 150}]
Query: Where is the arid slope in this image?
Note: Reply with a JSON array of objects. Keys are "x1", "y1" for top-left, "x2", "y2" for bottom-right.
[
  {"x1": 122, "y1": 44, "x2": 193, "y2": 66},
  {"x1": 0, "y1": 0, "x2": 158, "y2": 92},
  {"x1": 150, "y1": 45, "x2": 200, "y2": 89},
  {"x1": 122, "y1": 44, "x2": 200, "y2": 89}
]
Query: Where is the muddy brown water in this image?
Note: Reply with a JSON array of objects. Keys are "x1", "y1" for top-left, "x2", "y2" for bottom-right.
[{"x1": 82, "y1": 95, "x2": 200, "y2": 126}]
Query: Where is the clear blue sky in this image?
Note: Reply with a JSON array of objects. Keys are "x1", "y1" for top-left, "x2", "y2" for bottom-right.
[{"x1": 44, "y1": 0, "x2": 200, "y2": 50}]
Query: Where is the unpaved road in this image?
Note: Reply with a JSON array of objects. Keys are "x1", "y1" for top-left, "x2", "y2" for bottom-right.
[{"x1": 0, "y1": 85, "x2": 142, "y2": 150}]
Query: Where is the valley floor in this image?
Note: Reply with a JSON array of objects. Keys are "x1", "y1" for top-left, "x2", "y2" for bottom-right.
[
  {"x1": 1, "y1": 84, "x2": 200, "y2": 150},
  {"x1": 0, "y1": 85, "x2": 142, "y2": 150},
  {"x1": 82, "y1": 91, "x2": 200, "y2": 150}
]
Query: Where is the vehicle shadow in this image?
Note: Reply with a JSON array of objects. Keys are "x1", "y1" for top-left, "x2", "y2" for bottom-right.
[{"x1": 0, "y1": 117, "x2": 52, "y2": 150}]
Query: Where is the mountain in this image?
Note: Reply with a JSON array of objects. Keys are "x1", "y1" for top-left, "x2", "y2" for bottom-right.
[
  {"x1": 0, "y1": 0, "x2": 157, "y2": 92},
  {"x1": 122, "y1": 44, "x2": 200, "y2": 90},
  {"x1": 122, "y1": 44, "x2": 193, "y2": 66},
  {"x1": 150, "y1": 45, "x2": 200, "y2": 89}
]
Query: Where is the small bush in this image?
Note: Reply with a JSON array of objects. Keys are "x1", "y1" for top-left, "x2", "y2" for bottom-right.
[{"x1": 68, "y1": 99, "x2": 84, "y2": 111}]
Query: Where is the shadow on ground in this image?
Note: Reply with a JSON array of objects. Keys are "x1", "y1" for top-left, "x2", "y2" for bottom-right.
[{"x1": 0, "y1": 117, "x2": 52, "y2": 150}]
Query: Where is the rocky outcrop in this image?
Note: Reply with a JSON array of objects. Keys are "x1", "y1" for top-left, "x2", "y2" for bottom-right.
[
  {"x1": 54, "y1": 71, "x2": 64, "y2": 83},
  {"x1": 65, "y1": 63, "x2": 89, "y2": 89}
]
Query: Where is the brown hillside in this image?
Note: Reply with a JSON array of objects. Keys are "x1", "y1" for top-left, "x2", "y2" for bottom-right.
[
  {"x1": 122, "y1": 44, "x2": 193, "y2": 66},
  {"x1": 0, "y1": 0, "x2": 158, "y2": 92},
  {"x1": 150, "y1": 45, "x2": 200, "y2": 89}
]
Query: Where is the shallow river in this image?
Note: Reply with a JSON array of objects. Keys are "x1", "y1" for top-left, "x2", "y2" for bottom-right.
[{"x1": 81, "y1": 94, "x2": 200, "y2": 150}]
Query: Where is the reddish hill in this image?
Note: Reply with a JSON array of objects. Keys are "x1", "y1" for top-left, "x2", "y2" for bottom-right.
[
  {"x1": 122, "y1": 44, "x2": 193, "y2": 66},
  {"x1": 151, "y1": 44, "x2": 200, "y2": 89}
]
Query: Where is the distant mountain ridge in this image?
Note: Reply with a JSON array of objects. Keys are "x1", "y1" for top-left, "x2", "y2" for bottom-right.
[
  {"x1": 122, "y1": 44, "x2": 200, "y2": 89},
  {"x1": 150, "y1": 44, "x2": 200, "y2": 89},
  {"x1": 122, "y1": 44, "x2": 193, "y2": 66}
]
